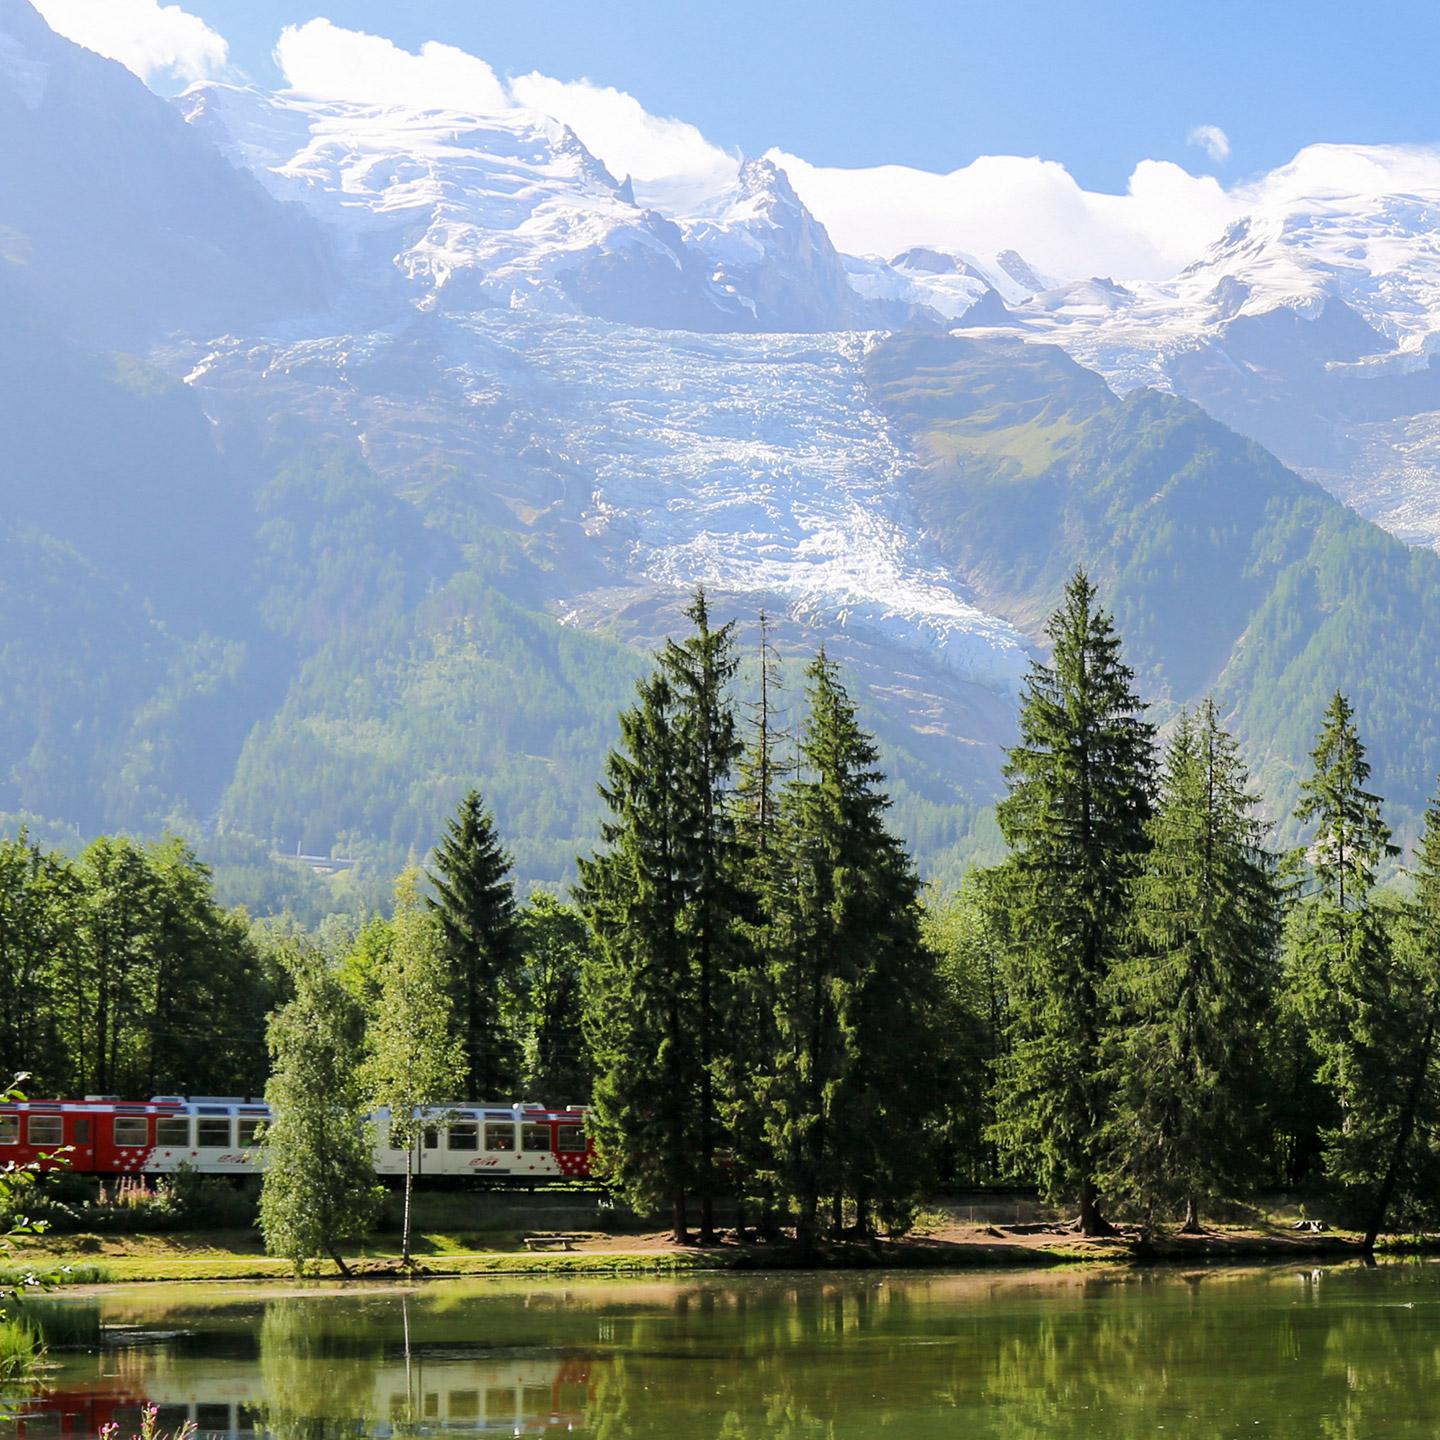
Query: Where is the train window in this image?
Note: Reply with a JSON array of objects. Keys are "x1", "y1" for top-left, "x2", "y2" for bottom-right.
[
  {"x1": 447, "y1": 1122, "x2": 478, "y2": 1151},
  {"x1": 423, "y1": 1394, "x2": 439, "y2": 1420},
  {"x1": 74, "y1": 1119, "x2": 91, "y2": 1143},
  {"x1": 557, "y1": 1125, "x2": 585, "y2": 1153},
  {"x1": 0, "y1": 1116, "x2": 16, "y2": 1144},
  {"x1": 449, "y1": 1390, "x2": 478, "y2": 1420},
  {"x1": 485, "y1": 1388, "x2": 516, "y2": 1417},
  {"x1": 112, "y1": 1116, "x2": 148, "y2": 1147},
  {"x1": 28, "y1": 1115, "x2": 63, "y2": 1147},
  {"x1": 522, "y1": 1386, "x2": 551, "y2": 1415},
  {"x1": 521, "y1": 1123, "x2": 550, "y2": 1153},
  {"x1": 237, "y1": 1119, "x2": 263, "y2": 1147},
  {"x1": 197, "y1": 1118, "x2": 232, "y2": 1147},
  {"x1": 196, "y1": 1405, "x2": 231, "y2": 1434},
  {"x1": 484, "y1": 1123, "x2": 516, "y2": 1151},
  {"x1": 157, "y1": 1116, "x2": 190, "y2": 1147},
  {"x1": 423, "y1": 1126, "x2": 439, "y2": 1150}
]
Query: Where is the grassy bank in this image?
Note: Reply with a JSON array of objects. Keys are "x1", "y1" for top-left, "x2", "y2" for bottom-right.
[{"x1": 8, "y1": 1221, "x2": 1390, "y2": 1285}]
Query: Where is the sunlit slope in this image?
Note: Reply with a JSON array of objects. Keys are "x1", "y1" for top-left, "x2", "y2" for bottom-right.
[{"x1": 867, "y1": 331, "x2": 1440, "y2": 840}]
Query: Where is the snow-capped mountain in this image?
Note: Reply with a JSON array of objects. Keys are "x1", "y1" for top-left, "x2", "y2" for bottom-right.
[
  {"x1": 982, "y1": 151, "x2": 1440, "y2": 544},
  {"x1": 178, "y1": 82, "x2": 936, "y2": 334}
]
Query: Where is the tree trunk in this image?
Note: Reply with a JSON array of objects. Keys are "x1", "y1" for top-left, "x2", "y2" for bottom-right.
[
  {"x1": 1179, "y1": 1195, "x2": 1202, "y2": 1234},
  {"x1": 795, "y1": 1182, "x2": 819, "y2": 1260},
  {"x1": 1363, "y1": 1014, "x2": 1436, "y2": 1253},
  {"x1": 672, "y1": 1189, "x2": 691, "y2": 1245},
  {"x1": 1077, "y1": 1178, "x2": 1116, "y2": 1237},
  {"x1": 401, "y1": 1160, "x2": 414, "y2": 1266},
  {"x1": 831, "y1": 1191, "x2": 844, "y2": 1237},
  {"x1": 330, "y1": 1247, "x2": 353, "y2": 1278}
]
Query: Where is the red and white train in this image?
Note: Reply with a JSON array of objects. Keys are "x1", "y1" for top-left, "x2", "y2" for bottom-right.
[{"x1": 0, "y1": 1095, "x2": 595, "y2": 1184}]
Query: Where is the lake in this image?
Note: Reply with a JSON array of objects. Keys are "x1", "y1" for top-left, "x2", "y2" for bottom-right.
[{"x1": 13, "y1": 1262, "x2": 1440, "y2": 1438}]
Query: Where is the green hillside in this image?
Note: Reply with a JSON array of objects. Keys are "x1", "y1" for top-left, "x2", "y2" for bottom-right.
[{"x1": 868, "y1": 331, "x2": 1440, "y2": 844}]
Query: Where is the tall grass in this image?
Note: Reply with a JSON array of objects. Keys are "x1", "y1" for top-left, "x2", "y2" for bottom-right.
[{"x1": 0, "y1": 1262, "x2": 113, "y2": 1288}]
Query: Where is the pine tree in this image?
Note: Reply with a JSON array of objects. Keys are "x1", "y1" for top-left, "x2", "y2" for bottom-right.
[
  {"x1": 1286, "y1": 693, "x2": 1421, "y2": 1249},
  {"x1": 988, "y1": 570, "x2": 1154, "y2": 1235},
  {"x1": 1102, "y1": 701, "x2": 1280, "y2": 1230},
  {"x1": 579, "y1": 594, "x2": 744, "y2": 1243},
  {"x1": 1361, "y1": 774, "x2": 1440, "y2": 1249},
  {"x1": 762, "y1": 651, "x2": 939, "y2": 1250},
  {"x1": 259, "y1": 946, "x2": 380, "y2": 1277},
  {"x1": 724, "y1": 612, "x2": 791, "y2": 1232},
  {"x1": 579, "y1": 668, "x2": 700, "y2": 1241},
  {"x1": 365, "y1": 869, "x2": 463, "y2": 1265},
  {"x1": 429, "y1": 789, "x2": 523, "y2": 1099},
  {"x1": 660, "y1": 589, "x2": 743, "y2": 1243},
  {"x1": 519, "y1": 892, "x2": 593, "y2": 1106}
]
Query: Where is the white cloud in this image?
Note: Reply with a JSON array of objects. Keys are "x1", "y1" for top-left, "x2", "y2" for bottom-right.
[
  {"x1": 1188, "y1": 124, "x2": 1231, "y2": 164},
  {"x1": 509, "y1": 71, "x2": 737, "y2": 200},
  {"x1": 770, "y1": 148, "x2": 1240, "y2": 281},
  {"x1": 274, "y1": 18, "x2": 508, "y2": 112},
  {"x1": 182, "y1": 17, "x2": 1440, "y2": 287},
  {"x1": 271, "y1": 22, "x2": 737, "y2": 204},
  {"x1": 31, "y1": 0, "x2": 227, "y2": 84}
]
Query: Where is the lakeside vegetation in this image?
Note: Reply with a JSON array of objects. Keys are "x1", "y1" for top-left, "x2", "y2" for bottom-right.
[{"x1": 7, "y1": 573, "x2": 1440, "y2": 1275}]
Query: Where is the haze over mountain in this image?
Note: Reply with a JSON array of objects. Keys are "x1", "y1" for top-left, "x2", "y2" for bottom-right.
[{"x1": 7, "y1": 0, "x2": 1440, "y2": 913}]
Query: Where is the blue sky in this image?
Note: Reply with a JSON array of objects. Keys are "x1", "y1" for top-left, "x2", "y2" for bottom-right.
[{"x1": 172, "y1": 0, "x2": 1440, "y2": 190}]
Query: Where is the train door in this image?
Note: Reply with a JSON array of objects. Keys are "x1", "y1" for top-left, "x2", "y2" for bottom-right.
[{"x1": 68, "y1": 1110, "x2": 96, "y2": 1173}]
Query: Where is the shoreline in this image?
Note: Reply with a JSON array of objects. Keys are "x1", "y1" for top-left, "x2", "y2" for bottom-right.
[{"x1": 15, "y1": 1223, "x2": 1418, "y2": 1287}]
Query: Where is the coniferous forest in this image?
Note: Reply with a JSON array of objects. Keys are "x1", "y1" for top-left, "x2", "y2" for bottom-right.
[{"x1": 7, "y1": 573, "x2": 1440, "y2": 1254}]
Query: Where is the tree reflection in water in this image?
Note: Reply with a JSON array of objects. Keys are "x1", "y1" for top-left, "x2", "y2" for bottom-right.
[{"x1": 16, "y1": 1266, "x2": 1440, "y2": 1440}]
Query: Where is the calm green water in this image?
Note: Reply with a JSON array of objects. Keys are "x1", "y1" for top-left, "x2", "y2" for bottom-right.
[{"x1": 17, "y1": 1262, "x2": 1440, "y2": 1438}]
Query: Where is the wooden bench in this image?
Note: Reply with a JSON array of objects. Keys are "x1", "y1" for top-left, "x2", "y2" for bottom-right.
[{"x1": 522, "y1": 1233, "x2": 583, "y2": 1252}]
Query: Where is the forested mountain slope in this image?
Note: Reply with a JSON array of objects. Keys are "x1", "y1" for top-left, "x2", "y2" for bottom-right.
[{"x1": 868, "y1": 332, "x2": 1440, "y2": 842}]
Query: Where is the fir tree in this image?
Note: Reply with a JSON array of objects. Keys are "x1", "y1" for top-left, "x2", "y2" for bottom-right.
[
  {"x1": 579, "y1": 593, "x2": 743, "y2": 1243},
  {"x1": 988, "y1": 570, "x2": 1154, "y2": 1235},
  {"x1": 724, "y1": 612, "x2": 791, "y2": 1233},
  {"x1": 1361, "y1": 774, "x2": 1440, "y2": 1249},
  {"x1": 259, "y1": 947, "x2": 380, "y2": 1277},
  {"x1": 1102, "y1": 701, "x2": 1280, "y2": 1230},
  {"x1": 763, "y1": 651, "x2": 939, "y2": 1250},
  {"x1": 660, "y1": 589, "x2": 743, "y2": 1243},
  {"x1": 428, "y1": 789, "x2": 524, "y2": 1099},
  {"x1": 1286, "y1": 692, "x2": 1408, "y2": 1247},
  {"x1": 365, "y1": 869, "x2": 463, "y2": 1265},
  {"x1": 579, "y1": 668, "x2": 700, "y2": 1240}
]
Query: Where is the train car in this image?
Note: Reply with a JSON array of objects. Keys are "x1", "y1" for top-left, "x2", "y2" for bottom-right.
[{"x1": 0, "y1": 1095, "x2": 595, "y2": 1185}]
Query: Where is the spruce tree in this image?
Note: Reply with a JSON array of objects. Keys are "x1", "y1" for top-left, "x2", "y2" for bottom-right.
[
  {"x1": 988, "y1": 570, "x2": 1154, "y2": 1235},
  {"x1": 579, "y1": 668, "x2": 700, "y2": 1241},
  {"x1": 259, "y1": 946, "x2": 380, "y2": 1277},
  {"x1": 762, "y1": 651, "x2": 939, "y2": 1250},
  {"x1": 429, "y1": 789, "x2": 523, "y2": 1099},
  {"x1": 365, "y1": 869, "x2": 463, "y2": 1265},
  {"x1": 661, "y1": 590, "x2": 743, "y2": 1244},
  {"x1": 1102, "y1": 701, "x2": 1280, "y2": 1230},
  {"x1": 1286, "y1": 693, "x2": 1421, "y2": 1248},
  {"x1": 579, "y1": 593, "x2": 743, "y2": 1243},
  {"x1": 1361, "y1": 774, "x2": 1440, "y2": 1249},
  {"x1": 725, "y1": 613, "x2": 790, "y2": 1233}
]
